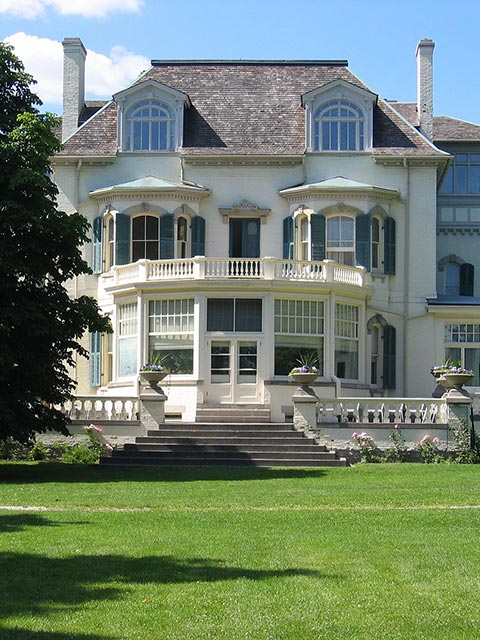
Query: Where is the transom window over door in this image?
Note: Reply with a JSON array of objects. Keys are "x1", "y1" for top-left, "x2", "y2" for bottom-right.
[
  {"x1": 314, "y1": 100, "x2": 365, "y2": 151},
  {"x1": 207, "y1": 299, "x2": 262, "y2": 332},
  {"x1": 125, "y1": 99, "x2": 175, "y2": 151}
]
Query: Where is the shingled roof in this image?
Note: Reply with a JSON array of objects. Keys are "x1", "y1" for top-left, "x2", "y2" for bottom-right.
[
  {"x1": 390, "y1": 102, "x2": 480, "y2": 143},
  {"x1": 58, "y1": 61, "x2": 446, "y2": 158}
]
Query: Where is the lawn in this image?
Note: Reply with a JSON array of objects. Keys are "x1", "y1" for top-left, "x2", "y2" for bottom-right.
[{"x1": 0, "y1": 463, "x2": 479, "y2": 640}]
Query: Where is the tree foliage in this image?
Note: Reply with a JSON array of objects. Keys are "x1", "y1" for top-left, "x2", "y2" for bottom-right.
[{"x1": 0, "y1": 42, "x2": 110, "y2": 443}]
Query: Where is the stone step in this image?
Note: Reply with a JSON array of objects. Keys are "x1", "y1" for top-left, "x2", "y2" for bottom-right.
[
  {"x1": 135, "y1": 436, "x2": 316, "y2": 446},
  {"x1": 125, "y1": 443, "x2": 326, "y2": 453},
  {"x1": 146, "y1": 423, "x2": 295, "y2": 436},
  {"x1": 113, "y1": 449, "x2": 336, "y2": 460},
  {"x1": 195, "y1": 405, "x2": 271, "y2": 423},
  {"x1": 101, "y1": 456, "x2": 347, "y2": 468}
]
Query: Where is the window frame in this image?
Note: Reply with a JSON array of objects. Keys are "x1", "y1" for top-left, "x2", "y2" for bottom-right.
[
  {"x1": 274, "y1": 298, "x2": 325, "y2": 376},
  {"x1": 326, "y1": 215, "x2": 355, "y2": 266},
  {"x1": 313, "y1": 99, "x2": 366, "y2": 152},
  {"x1": 444, "y1": 323, "x2": 480, "y2": 386},
  {"x1": 125, "y1": 99, "x2": 176, "y2": 152},
  {"x1": 148, "y1": 298, "x2": 195, "y2": 375},
  {"x1": 131, "y1": 214, "x2": 160, "y2": 262}
]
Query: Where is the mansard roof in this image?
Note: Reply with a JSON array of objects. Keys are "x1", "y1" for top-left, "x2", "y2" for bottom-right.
[{"x1": 58, "y1": 61, "x2": 447, "y2": 158}]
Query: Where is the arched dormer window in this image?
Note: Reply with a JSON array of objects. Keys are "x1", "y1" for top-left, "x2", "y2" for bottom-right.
[
  {"x1": 314, "y1": 100, "x2": 365, "y2": 151},
  {"x1": 125, "y1": 99, "x2": 176, "y2": 151}
]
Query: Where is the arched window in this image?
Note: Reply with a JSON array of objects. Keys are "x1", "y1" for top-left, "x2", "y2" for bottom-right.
[
  {"x1": 125, "y1": 99, "x2": 175, "y2": 151},
  {"x1": 314, "y1": 100, "x2": 365, "y2": 151},
  {"x1": 177, "y1": 215, "x2": 189, "y2": 259},
  {"x1": 327, "y1": 216, "x2": 355, "y2": 265},
  {"x1": 367, "y1": 315, "x2": 396, "y2": 389},
  {"x1": 371, "y1": 217, "x2": 381, "y2": 270},
  {"x1": 439, "y1": 255, "x2": 474, "y2": 296},
  {"x1": 105, "y1": 215, "x2": 115, "y2": 270},
  {"x1": 299, "y1": 216, "x2": 309, "y2": 260},
  {"x1": 445, "y1": 263, "x2": 461, "y2": 295},
  {"x1": 132, "y1": 215, "x2": 159, "y2": 261}
]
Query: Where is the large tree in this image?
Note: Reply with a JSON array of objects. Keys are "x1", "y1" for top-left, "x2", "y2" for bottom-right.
[{"x1": 0, "y1": 42, "x2": 110, "y2": 443}]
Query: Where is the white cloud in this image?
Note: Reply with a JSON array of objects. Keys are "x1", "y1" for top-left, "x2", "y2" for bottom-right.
[
  {"x1": 4, "y1": 33, "x2": 150, "y2": 111},
  {"x1": 0, "y1": 0, "x2": 144, "y2": 19}
]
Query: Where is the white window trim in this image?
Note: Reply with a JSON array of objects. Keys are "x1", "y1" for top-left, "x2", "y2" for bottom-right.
[
  {"x1": 303, "y1": 79, "x2": 376, "y2": 152},
  {"x1": 114, "y1": 79, "x2": 189, "y2": 152}
]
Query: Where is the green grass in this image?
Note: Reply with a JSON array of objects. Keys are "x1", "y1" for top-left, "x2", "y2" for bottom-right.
[{"x1": 0, "y1": 463, "x2": 479, "y2": 639}]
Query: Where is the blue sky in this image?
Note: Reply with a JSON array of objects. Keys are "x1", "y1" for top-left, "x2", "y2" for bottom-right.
[{"x1": 1, "y1": 0, "x2": 479, "y2": 124}]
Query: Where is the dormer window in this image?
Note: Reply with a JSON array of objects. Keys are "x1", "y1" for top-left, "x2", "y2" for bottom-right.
[
  {"x1": 314, "y1": 100, "x2": 365, "y2": 151},
  {"x1": 114, "y1": 79, "x2": 190, "y2": 153},
  {"x1": 125, "y1": 100, "x2": 176, "y2": 151},
  {"x1": 303, "y1": 80, "x2": 376, "y2": 152}
]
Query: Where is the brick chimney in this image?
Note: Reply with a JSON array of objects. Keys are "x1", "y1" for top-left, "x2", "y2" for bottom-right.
[
  {"x1": 416, "y1": 38, "x2": 435, "y2": 139},
  {"x1": 62, "y1": 37, "x2": 86, "y2": 141}
]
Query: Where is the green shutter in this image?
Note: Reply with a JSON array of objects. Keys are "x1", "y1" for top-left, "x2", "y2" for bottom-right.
[
  {"x1": 355, "y1": 213, "x2": 371, "y2": 270},
  {"x1": 383, "y1": 324, "x2": 396, "y2": 389},
  {"x1": 283, "y1": 216, "x2": 294, "y2": 259},
  {"x1": 90, "y1": 332, "x2": 101, "y2": 387},
  {"x1": 115, "y1": 214, "x2": 131, "y2": 265},
  {"x1": 92, "y1": 216, "x2": 103, "y2": 274},
  {"x1": 160, "y1": 213, "x2": 174, "y2": 259},
  {"x1": 311, "y1": 213, "x2": 326, "y2": 261},
  {"x1": 460, "y1": 263, "x2": 474, "y2": 296},
  {"x1": 384, "y1": 217, "x2": 396, "y2": 275},
  {"x1": 191, "y1": 216, "x2": 205, "y2": 256}
]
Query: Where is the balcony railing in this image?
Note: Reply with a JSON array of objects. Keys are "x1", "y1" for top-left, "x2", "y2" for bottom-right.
[{"x1": 107, "y1": 257, "x2": 369, "y2": 288}]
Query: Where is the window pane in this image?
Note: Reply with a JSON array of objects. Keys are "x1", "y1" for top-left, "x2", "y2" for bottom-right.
[
  {"x1": 207, "y1": 299, "x2": 234, "y2": 331},
  {"x1": 445, "y1": 264, "x2": 460, "y2": 295},
  {"x1": 335, "y1": 337, "x2": 358, "y2": 379},
  {"x1": 274, "y1": 335, "x2": 323, "y2": 376},
  {"x1": 146, "y1": 216, "x2": 159, "y2": 239},
  {"x1": 439, "y1": 167, "x2": 453, "y2": 194},
  {"x1": 235, "y1": 299, "x2": 262, "y2": 332},
  {"x1": 471, "y1": 165, "x2": 480, "y2": 193},
  {"x1": 455, "y1": 165, "x2": 468, "y2": 193}
]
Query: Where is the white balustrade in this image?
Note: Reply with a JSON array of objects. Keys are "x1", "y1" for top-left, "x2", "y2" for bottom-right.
[
  {"x1": 109, "y1": 257, "x2": 367, "y2": 287},
  {"x1": 61, "y1": 396, "x2": 138, "y2": 421},
  {"x1": 317, "y1": 398, "x2": 447, "y2": 424}
]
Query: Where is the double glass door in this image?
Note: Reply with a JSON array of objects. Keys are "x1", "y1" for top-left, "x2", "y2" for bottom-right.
[{"x1": 208, "y1": 339, "x2": 260, "y2": 403}]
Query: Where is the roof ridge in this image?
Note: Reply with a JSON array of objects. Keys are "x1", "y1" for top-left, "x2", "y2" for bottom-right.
[{"x1": 151, "y1": 59, "x2": 348, "y2": 66}]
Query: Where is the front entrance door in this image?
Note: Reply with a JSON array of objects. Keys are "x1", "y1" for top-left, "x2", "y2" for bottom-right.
[{"x1": 208, "y1": 338, "x2": 261, "y2": 404}]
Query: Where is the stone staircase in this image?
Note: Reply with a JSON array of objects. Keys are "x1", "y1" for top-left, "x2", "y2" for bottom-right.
[
  {"x1": 100, "y1": 422, "x2": 347, "y2": 467},
  {"x1": 195, "y1": 404, "x2": 272, "y2": 423}
]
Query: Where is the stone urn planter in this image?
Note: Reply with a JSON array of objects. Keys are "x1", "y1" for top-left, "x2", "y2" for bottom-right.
[
  {"x1": 438, "y1": 373, "x2": 473, "y2": 390},
  {"x1": 139, "y1": 370, "x2": 168, "y2": 387},
  {"x1": 290, "y1": 372, "x2": 319, "y2": 386}
]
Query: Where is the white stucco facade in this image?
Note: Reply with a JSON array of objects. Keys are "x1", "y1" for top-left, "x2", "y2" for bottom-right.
[{"x1": 52, "y1": 39, "x2": 480, "y2": 421}]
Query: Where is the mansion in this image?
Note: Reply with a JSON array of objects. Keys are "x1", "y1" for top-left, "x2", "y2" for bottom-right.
[{"x1": 53, "y1": 38, "x2": 480, "y2": 422}]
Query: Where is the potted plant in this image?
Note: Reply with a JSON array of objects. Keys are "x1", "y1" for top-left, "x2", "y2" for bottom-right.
[
  {"x1": 430, "y1": 359, "x2": 474, "y2": 389},
  {"x1": 139, "y1": 352, "x2": 169, "y2": 386},
  {"x1": 288, "y1": 353, "x2": 320, "y2": 385}
]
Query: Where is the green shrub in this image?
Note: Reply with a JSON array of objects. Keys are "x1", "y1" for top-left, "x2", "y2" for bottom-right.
[
  {"x1": 61, "y1": 445, "x2": 99, "y2": 464},
  {"x1": 28, "y1": 440, "x2": 48, "y2": 461}
]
